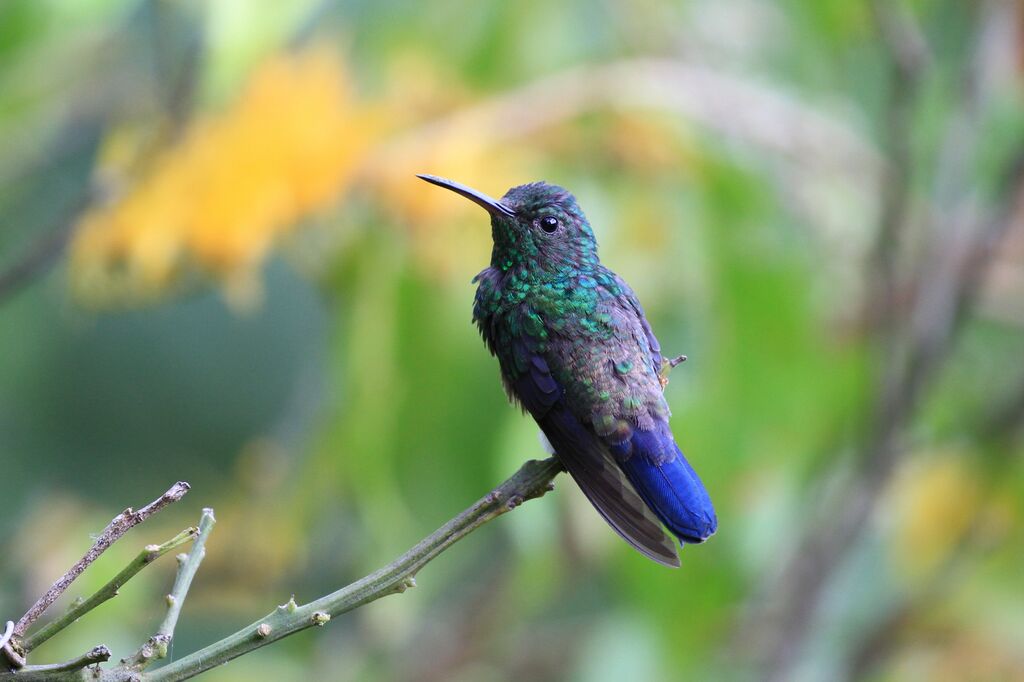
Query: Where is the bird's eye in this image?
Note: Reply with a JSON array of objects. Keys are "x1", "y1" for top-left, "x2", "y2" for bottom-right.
[{"x1": 540, "y1": 216, "x2": 559, "y2": 233}]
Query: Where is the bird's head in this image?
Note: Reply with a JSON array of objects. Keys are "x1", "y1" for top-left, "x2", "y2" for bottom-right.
[{"x1": 418, "y1": 175, "x2": 599, "y2": 278}]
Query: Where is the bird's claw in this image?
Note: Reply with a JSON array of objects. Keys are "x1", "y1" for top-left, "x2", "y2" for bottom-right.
[{"x1": 659, "y1": 354, "x2": 687, "y2": 387}]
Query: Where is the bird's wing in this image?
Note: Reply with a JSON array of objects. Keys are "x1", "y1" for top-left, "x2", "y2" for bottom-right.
[
  {"x1": 611, "y1": 273, "x2": 664, "y2": 378},
  {"x1": 509, "y1": 335, "x2": 680, "y2": 567},
  {"x1": 592, "y1": 283, "x2": 717, "y2": 544}
]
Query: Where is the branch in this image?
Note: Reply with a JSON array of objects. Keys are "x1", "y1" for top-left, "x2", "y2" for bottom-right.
[
  {"x1": 0, "y1": 624, "x2": 11, "y2": 655},
  {"x1": 21, "y1": 527, "x2": 199, "y2": 653},
  {"x1": 0, "y1": 646, "x2": 110, "y2": 682},
  {"x1": 981, "y1": 373, "x2": 1024, "y2": 440},
  {"x1": 0, "y1": 223, "x2": 72, "y2": 305},
  {"x1": 867, "y1": 0, "x2": 931, "y2": 80},
  {"x1": 759, "y1": 136, "x2": 1024, "y2": 682},
  {"x1": 143, "y1": 457, "x2": 561, "y2": 682},
  {"x1": 864, "y1": 0, "x2": 928, "y2": 331},
  {"x1": 158, "y1": 511, "x2": 214, "y2": 641},
  {"x1": 840, "y1": 372, "x2": 1024, "y2": 681},
  {"x1": 2, "y1": 482, "x2": 191, "y2": 669},
  {"x1": 13, "y1": 482, "x2": 191, "y2": 638},
  {"x1": 745, "y1": 4, "x2": 1024, "y2": 678},
  {"x1": 3, "y1": 460, "x2": 560, "y2": 681},
  {"x1": 369, "y1": 58, "x2": 881, "y2": 186},
  {"x1": 0, "y1": 185, "x2": 97, "y2": 308},
  {"x1": 842, "y1": 472, "x2": 1012, "y2": 681},
  {"x1": 120, "y1": 510, "x2": 215, "y2": 673}
]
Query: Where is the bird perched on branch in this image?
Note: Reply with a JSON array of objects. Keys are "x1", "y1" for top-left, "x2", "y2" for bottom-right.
[{"x1": 418, "y1": 175, "x2": 716, "y2": 566}]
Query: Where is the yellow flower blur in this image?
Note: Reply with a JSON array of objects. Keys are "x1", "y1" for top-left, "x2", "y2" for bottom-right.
[
  {"x1": 892, "y1": 456, "x2": 981, "y2": 577},
  {"x1": 70, "y1": 48, "x2": 378, "y2": 307}
]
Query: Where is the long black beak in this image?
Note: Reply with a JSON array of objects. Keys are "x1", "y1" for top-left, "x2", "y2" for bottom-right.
[{"x1": 417, "y1": 174, "x2": 516, "y2": 217}]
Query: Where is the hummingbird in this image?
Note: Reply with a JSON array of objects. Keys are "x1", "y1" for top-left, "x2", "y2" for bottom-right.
[{"x1": 418, "y1": 174, "x2": 717, "y2": 567}]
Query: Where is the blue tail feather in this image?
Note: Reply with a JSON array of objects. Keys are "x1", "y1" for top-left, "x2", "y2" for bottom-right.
[{"x1": 616, "y1": 427, "x2": 717, "y2": 544}]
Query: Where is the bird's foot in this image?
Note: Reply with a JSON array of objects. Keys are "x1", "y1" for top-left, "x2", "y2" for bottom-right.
[{"x1": 659, "y1": 354, "x2": 687, "y2": 387}]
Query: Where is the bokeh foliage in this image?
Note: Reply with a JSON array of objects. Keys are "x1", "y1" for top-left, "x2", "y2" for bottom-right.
[{"x1": 1, "y1": 1, "x2": 1023, "y2": 680}]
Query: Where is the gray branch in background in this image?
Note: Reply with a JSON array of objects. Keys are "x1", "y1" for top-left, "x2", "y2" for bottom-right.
[
  {"x1": 0, "y1": 187, "x2": 96, "y2": 308},
  {"x1": 370, "y1": 56, "x2": 883, "y2": 247},
  {"x1": 374, "y1": 58, "x2": 879, "y2": 169},
  {"x1": 841, "y1": 389, "x2": 1024, "y2": 682},
  {"x1": 744, "y1": 2, "x2": 1024, "y2": 679},
  {"x1": 864, "y1": 0, "x2": 930, "y2": 333}
]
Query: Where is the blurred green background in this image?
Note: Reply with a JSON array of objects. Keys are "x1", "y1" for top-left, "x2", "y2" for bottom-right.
[{"x1": 2, "y1": 1, "x2": 1023, "y2": 680}]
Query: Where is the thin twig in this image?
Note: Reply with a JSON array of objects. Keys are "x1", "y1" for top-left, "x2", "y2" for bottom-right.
[
  {"x1": 0, "y1": 624, "x2": 11, "y2": 654},
  {"x1": 143, "y1": 457, "x2": 562, "y2": 682},
  {"x1": 1, "y1": 457, "x2": 560, "y2": 681},
  {"x1": 1, "y1": 482, "x2": 191, "y2": 671},
  {"x1": 21, "y1": 527, "x2": 199, "y2": 653},
  {"x1": 0, "y1": 223, "x2": 75, "y2": 306},
  {"x1": 868, "y1": 0, "x2": 931, "y2": 79},
  {"x1": 0, "y1": 645, "x2": 110, "y2": 682},
  {"x1": 121, "y1": 510, "x2": 215, "y2": 673},
  {"x1": 658, "y1": 355, "x2": 688, "y2": 387},
  {"x1": 980, "y1": 371, "x2": 1024, "y2": 440},
  {"x1": 864, "y1": 0, "x2": 928, "y2": 332},
  {"x1": 158, "y1": 510, "x2": 214, "y2": 641}
]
